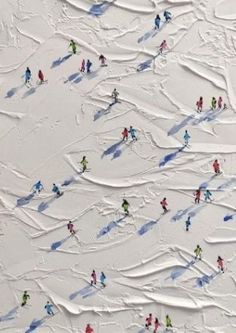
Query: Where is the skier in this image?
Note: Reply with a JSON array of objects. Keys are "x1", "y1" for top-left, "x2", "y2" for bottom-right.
[
  {"x1": 44, "y1": 301, "x2": 54, "y2": 315},
  {"x1": 183, "y1": 129, "x2": 190, "y2": 146},
  {"x1": 185, "y1": 216, "x2": 191, "y2": 231},
  {"x1": 196, "y1": 96, "x2": 203, "y2": 112},
  {"x1": 217, "y1": 256, "x2": 224, "y2": 272},
  {"x1": 112, "y1": 88, "x2": 119, "y2": 103},
  {"x1": 154, "y1": 14, "x2": 161, "y2": 30},
  {"x1": 204, "y1": 189, "x2": 212, "y2": 202},
  {"x1": 194, "y1": 245, "x2": 202, "y2": 260},
  {"x1": 166, "y1": 314, "x2": 172, "y2": 328},
  {"x1": 52, "y1": 183, "x2": 62, "y2": 197},
  {"x1": 211, "y1": 97, "x2": 217, "y2": 110},
  {"x1": 122, "y1": 127, "x2": 129, "y2": 141},
  {"x1": 100, "y1": 271, "x2": 106, "y2": 287},
  {"x1": 213, "y1": 159, "x2": 221, "y2": 174},
  {"x1": 159, "y1": 40, "x2": 168, "y2": 53},
  {"x1": 218, "y1": 96, "x2": 223, "y2": 109},
  {"x1": 21, "y1": 291, "x2": 30, "y2": 307},
  {"x1": 80, "y1": 156, "x2": 88, "y2": 173},
  {"x1": 85, "y1": 324, "x2": 94, "y2": 333},
  {"x1": 91, "y1": 270, "x2": 97, "y2": 285},
  {"x1": 69, "y1": 39, "x2": 77, "y2": 54},
  {"x1": 122, "y1": 199, "x2": 130, "y2": 215},
  {"x1": 25, "y1": 67, "x2": 31, "y2": 84},
  {"x1": 38, "y1": 70, "x2": 46, "y2": 84},
  {"x1": 86, "y1": 59, "x2": 92, "y2": 73},
  {"x1": 145, "y1": 313, "x2": 152, "y2": 329},
  {"x1": 67, "y1": 221, "x2": 75, "y2": 235},
  {"x1": 160, "y1": 197, "x2": 168, "y2": 213},
  {"x1": 129, "y1": 126, "x2": 137, "y2": 141},
  {"x1": 32, "y1": 180, "x2": 44, "y2": 194},
  {"x1": 99, "y1": 54, "x2": 107, "y2": 66},
  {"x1": 194, "y1": 189, "x2": 201, "y2": 204},
  {"x1": 80, "y1": 59, "x2": 85, "y2": 72},
  {"x1": 154, "y1": 317, "x2": 160, "y2": 332},
  {"x1": 163, "y1": 10, "x2": 172, "y2": 22}
]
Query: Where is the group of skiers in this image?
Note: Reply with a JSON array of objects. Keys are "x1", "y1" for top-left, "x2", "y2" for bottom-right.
[
  {"x1": 196, "y1": 96, "x2": 226, "y2": 112},
  {"x1": 122, "y1": 126, "x2": 137, "y2": 141},
  {"x1": 90, "y1": 270, "x2": 106, "y2": 288},
  {"x1": 154, "y1": 10, "x2": 172, "y2": 29},
  {"x1": 145, "y1": 313, "x2": 172, "y2": 331},
  {"x1": 24, "y1": 67, "x2": 46, "y2": 85},
  {"x1": 193, "y1": 246, "x2": 225, "y2": 272}
]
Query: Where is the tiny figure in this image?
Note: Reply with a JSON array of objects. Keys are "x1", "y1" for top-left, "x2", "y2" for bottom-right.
[
  {"x1": 80, "y1": 59, "x2": 85, "y2": 72},
  {"x1": 204, "y1": 189, "x2": 212, "y2": 202},
  {"x1": 155, "y1": 14, "x2": 161, "y2": 30},
  {"x1": 183, "y1": 129, "x2": 190, "y2": 146},
  {"x1": 38, "y1": 70, "x2": 46, "y2": 84},
  {"x1": 91, "y1": 270, "x2": 97, "y2": 285},
  {"x1": 85, "y1": 324, "x2": 94, "y2": 333},
  {"x1": 86, "y1": 59, "x2": 92, "y2": 73},
  {"x1": 145, "y1": 313, "x2": 152, "y2": 329},
  {"x1": 160, "y1": 197, "x2": 168, "y2": 213},
  {"x1": 163, "y1": 10, "x2": 172, "y2": 22},
  {"x1": 52, "y1": 183, "x2": 62, "y2": 197},
  {"x1": 122, "y1": 199, "x2": 130, "y2": 215},
  {"x1": 100, "y1": 272, "x2": 106, "y2": 287},
  {"x1": 25, "y1": 67, "x2": 31, "y2": 84},
  {"x1": 44, "y1": 301, "x2": 54, "y2": 315},
  {"x1": 196, "y1": 96, "x2": 203, "y2": 112},
  {"x1": 69, "y1": 39, "x2": 77, "y2": 54},
  {"x1": 211, "y1": 97, "x2": 217, "y2": 110},
  {"x1": 166, "y1": 314, "x2": 172, "y2": 328},
  {"x1": 21, "y1": 291, "x2": 30, "y2": 307},
  {"x1": 112, "y1": 88, "x2": 119, "y2": 103},
  {"x1": 213, "y1": 159, "x2": 221, "y2": 174},
  {"x1": 217, "y1": 256, "x2": 224, "y2": 272},
  {"x1": 159, "y1": 40, "x2": 168, "y2": 53},
  {"x1": 185, "y1": 216, "x2": 191, "y2": 231},
  {"x1": 129, "y1": 126, "x2": 137, "y2": 141},
  {"x1": 99, "y1": 54, "x2": 107, "y2": 66},
  {"x1": 194, "y1": 189, "x2": 201, "y2": 204},
  {"x1": 32, "y1": 180, "x2": 44, "y2": 194},
  {"x1": 67, "y1": 221, "x2": 75, "y2": 235},
  {"x1": 194, "y1": 245, "x2": 202, "y2": 260},
  {"x1": 218, "y1": 96, "x2": 223, "y2": 109},
  {"x1": 154, "y1": 317, "x2": 160, "y2": 332},
  {"x1": 80, "y1": 156, "x2": 88, "y2": 173},
  {"x1": 122, "y1": 127, "x2": 129, "y2": 141}
]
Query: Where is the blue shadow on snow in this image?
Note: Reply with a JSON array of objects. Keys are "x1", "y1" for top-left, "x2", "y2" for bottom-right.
[
  {"x1": 69, "y1": 285, "x2": 98, "y2": 300},
  {"x1": 51, "y1": 54, "x2": 72, "y2": 69},
  {"x1": 94, "y1": 102, "x2": 116, "y2": 121},
  {"x1": 159, "y1": 146, "x2": 185, "y2": 167},
  {"x1": 196, "y1": 271, "x2": 220, "y2": 287},
  {"x1": 89, "y1": 1, "x2": 111, "y2": 16},
  {"x1": 25, "y1": 318, "x2": 45, "y2": 333},
  {"x1": 22, "y1": 87, "x2": 37, "y2": 99},
  {"x1": 168, "y1": 114, "x2": 195, "y2": 136},
  {"x1": 223, "y1": 213, "x2": 236, "y2": 222},
  {"x1": 51, "y1": 235, "x2": 71, "y2": 251},
  {"x1": 102, "y1": 140, "x2": 123, "y2": 158},
  {"x1": 5, "y1": 84, "x2": 24, "y2": 98},
  {"x1": 137, "y1": 28, "x2": 158, "y2": 43},
  {"x1": 137, "y1": 59, "x2": 152, "y2": 72},
  {"x1": 97, "y1": 216, "x2": 126, "y2": 238},
  {"x1": 0, "y1": 306, "x2": 18, "y2": 321},
  {"x1": 16, "y1": 193, "x2": 35, "y2": 207},
  {"x1": 138, "y1": 219, "x2": 159, "y2": 236},
  {"x1": 169, "y1": 259, "x2": 195, "y2": 280}
]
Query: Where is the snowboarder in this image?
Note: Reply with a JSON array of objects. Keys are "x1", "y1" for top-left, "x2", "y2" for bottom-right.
[
  {"x1": 21, "y1": 291, "x2": 30, "y2": 307},
  {"x1": 218, "y1": 96, "x2": 223, "y2": 109},
  {"x1": 154, "y1": 317, "x2": 160, "y2": 332},
  {"x1": 122, "y1": 127, "x2": 129, "y2": 141},
  {"x1": 91, "y1": 270, "x2": 97, "y2": 285},
  {"x1": 69, "y1": 39, "x2": 77, "y2": 54},
  {"x1": 217, "y1": 256, "x2": 224, "y2": 272},
  {"x1": 211, "y1": 97, "x2": 217, "y2": 110},
  {"x1": 80, "y1": 59, "x2": 85, "y2": 72},
  {"x1": 38, "y1": 70, "x2": 46, "y2": 84},
  {"x1": 154, "y1": 14, "x2": 161, "y2": 29},
  {"x1": 100, "y1": 272, "x2": 106, "y2": 287},
  {"x1": 52, "y1": 183, "x2": 62, "y2": 197},
  {"x1": 86, "y1": 59, "x2": 92, "y2": 73},
  {"x1": 194, "y1": 189, "x2": 201, "y2": 204},
  {"x1": 112, "y1": 88, "x2": 119, "y2": 103},
  {"x1": 85, "y1": 324, "x2": 94, "y2": 333},
  {"x1": 160, "y1": 197, "x2": 168, "y2": 213},
  {"x1": 67, "y1": 221, "x2": 75, "y2": 235},
  {"x1": 129, "y1": 126, "x2": 137, "y2": 141},
  {"x1": 122, "y1": 199, "x2": 130, "y2": 215},
  {"x1": 194, "y1": 245, "x2": 202, "y2": 260},
  {"x1": 99, "y1": 54, "x2": 107, "y2": 66},
  {"x1": 163, "y1": 10, "x2": 172, "y2": 22},
  {"x1": 145, "y1": 313, "x2": 152, "y2": 329},
  {"x1": 196, "y1": 96, "x2": 203, "y2": 112},
  {"x1": 32, "y1": 180, "x2": 44, "y2": 194},
  {"x1": 204, "y1": 189, "x2": 212, "y2": 202},
  {"x1": 213, "y1": 159, "x2": 221, "y2": 174},
  {"x1": 44, "y1": 301, "x2": 54, "y2": 315},
  {"x1": 183, "y1": 129, "x2": 190, "y2": 146},
  {"x1": 185, "y1": 216, "x2": 191, "y2": 231},
  {"x1": 166, "y1": 314, "x2": 172, "y2": 328},
  {"x1": 25, "y1": 67, "x2": 31, "y2": 84},
  {"x1": 80, "y1": 156, "x2": 88, "y2": 173},
  {"x1": 159, "y1": 40, "x2": 168, "y2": 53}
]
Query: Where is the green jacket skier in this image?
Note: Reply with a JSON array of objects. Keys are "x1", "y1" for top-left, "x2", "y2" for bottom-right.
[{"x1": 21, "y1": 291, "x2": 30, "y2": 306}]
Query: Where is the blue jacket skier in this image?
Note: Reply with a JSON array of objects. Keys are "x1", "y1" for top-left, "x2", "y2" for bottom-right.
[
  {"x1": 185, "y1": 216, "x2": 191, "y2": 231},
  {"x1": 129, "y1": 126, "x2": 137, "y2": 141},
  {"x1": 86, "y1": 60, "x2": 92, "y2": 73},
  {"x1": 204, "y1": 190, "x2": 212, "y2": 202},
  {"x1": 25, "y1": 67, "x2": 31, "y2": 84},
  {"x1": 52, "y1": 183, "x2": 61, "y2": 196},
  {"x1": 164, "y1": 10, "x2": 172, "y2": 22},
  {"x1": 100, "y1": 272, "x2": 106, "y2": 287},
  {"x1": 32, "y1": 181, "x2": 44, "y2": 194},
  {"x1": 184, "y1": 130, "x2": 190, "y2": 146},
  {"x1": 44, "y1": 301, "x2": 54, "y2": 315},
  {"x1": 155, "y1": 14, "x2": 161, "y2": 29}
]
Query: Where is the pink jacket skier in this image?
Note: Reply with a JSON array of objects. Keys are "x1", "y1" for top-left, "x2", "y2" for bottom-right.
[
  {"x1": 80, "y1": 59, "x2": 85, "y2": 72},
  {"x1": 154, "y1": 317, "x2": 160, "y2": 332},
  {"x1": 159, "y1": 40, "x2": 167, "y2": 53},
  {"x1": 218, "y1": 96, "x2": 223, "y2": 109},
  {"x1": 145, "y1": 313, "x2": 152, "y2": 329},
  {"x1": 196, "y1": 96, "x2": 203, "y2": 112},
  {"x1": 91, "y1": 270, "x2": 97, "y2": 285},
  {"x1": 213, "y1": 159, "x2": 220, "y2": 174},
  {"x1": 160, "y1": 197, "x2": 168, "y2": 213},
  {"x1": 67, "y1": 221, "x2": 75, "y2": 235},
  {"x1": 99, "y1": 54, "x2": 106, "y2": 66},
  {"x1": 194, "y1": 189, "x2": 201, "y2": 204},
  {"x1": 217, "y1": 256, "x2": 224, "y2": 272}
]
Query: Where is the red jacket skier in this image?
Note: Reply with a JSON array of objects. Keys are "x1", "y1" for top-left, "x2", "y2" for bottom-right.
[
  {"x1": 85, "y1": 324, "x2": 94, "y2": 333},
  {"x1": 160, "y1": 197, "x2": 168, "y2": 213},
  {"x1": 196, "y1": 96, "x2": 203, "y2": 112},
  {"x1": 217, "y1": 256, "x2": 224, "y2": 272},
  {"x1": 91, "y1": 270, "x2": 97, "y2": 285},
  {"x1": 145, "y1": 313, "x2": 152, "y2": 329},
  {"x1": 38, "y1": 70, "x2": 45, "y2": 84},
  {"x1": 67, "y1": 221, "x2": 75, "y2": 235},
  {"x1": 213, "y1": 159, "x2": 220, "y2": 174},
  {"x1": 154, "y1": 317, "x2": 160, "y2": 332},
  {"x1": 80, "y1": 59, "x2": 85, "y2": 72},
  {"x1": 122, "y1": 128, "x2": 128, "y2": 141},
  {"x1": 194, "y1": 189, "x2": 201, "y2": 204}
]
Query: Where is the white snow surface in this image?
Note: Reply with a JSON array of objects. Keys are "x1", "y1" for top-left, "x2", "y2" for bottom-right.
[{"x1": 0, "y1": 0, "x2": 236, "y2": 332}]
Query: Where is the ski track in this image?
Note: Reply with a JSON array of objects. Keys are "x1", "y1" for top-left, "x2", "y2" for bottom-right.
[{"x1": 0, "y1": 0, "x2": 236, "y2": 332}]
